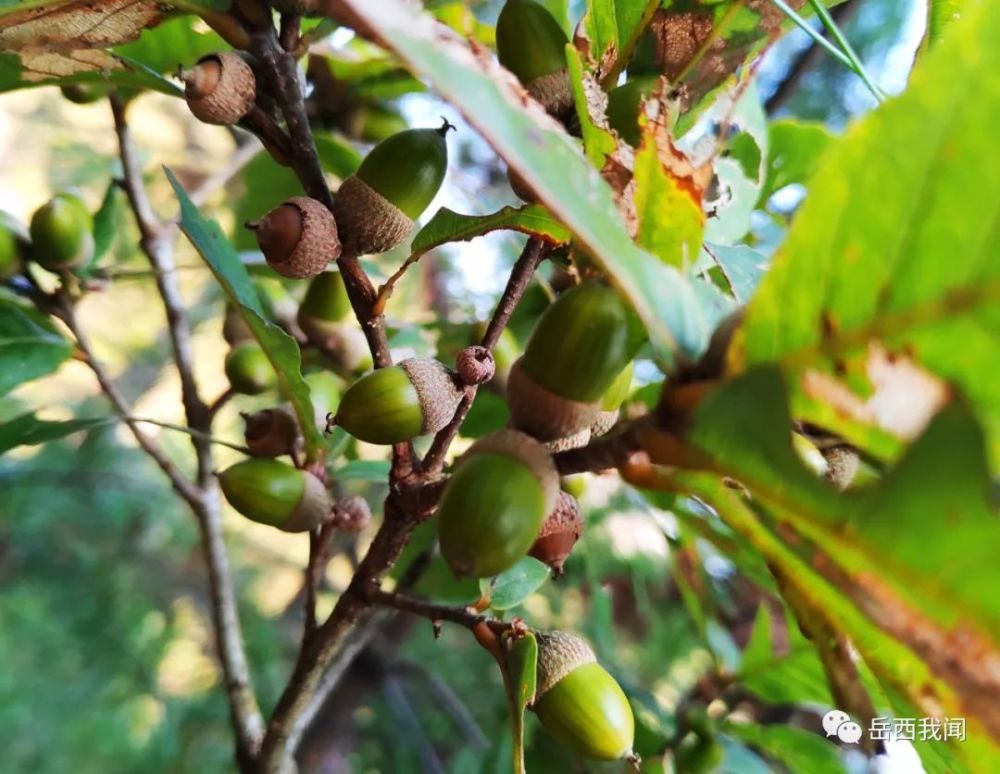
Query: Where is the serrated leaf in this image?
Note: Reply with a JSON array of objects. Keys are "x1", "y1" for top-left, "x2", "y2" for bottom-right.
[
  {"x1": 0, "y1": 412, "x2": 112, "y2": 455},
  {"x1": 0, "y1": 289, "x2": 73, "y2": 393},
  {"x1": 735, "y1": 4, "x2": 1000, "y2": 466},
  {"x1": 85, "y1": 180, "x2": 122, "y2": 272},
  {"x1": 166, "y1": 168, "x2": 321, "y2": 460},
  {"x1": 329, "y1": 0, "x2": 715, "y2": 370},
  {"x1": 482, "y1": 557, "x2": 549, "y2": 611},
  {"x1": 410, "y1": 205, "x2": 569, "y2": 261}
]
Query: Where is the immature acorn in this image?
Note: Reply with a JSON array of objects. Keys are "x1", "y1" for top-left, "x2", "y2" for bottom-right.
[
  {"x1": 225, "y1": 342, "x2": 276, "y2": 395},
  {"x1": 529, "y1": 490, "x2": 583, "y2": 575},
  {"x1": 333, "y1": 122, "x2": 451, "y2": 255},
  {"x1": 296, "y1": 271, "x2": 371, "y2": 372},
  {"x1": 607, "y1": 76, "x2": 661, "y2": 147},
  {"x1": 302, "y1": 370, "x2": 342, "y2": 423},
  {"x1": 60, "y1": 82, "x2": 111, "y2": 105},
  {"x1": 330, "y1": 494, "x2": 372, "y2": 532},
  {"x1": 0, "y1": 221, "x2": 26, "y2": 280},
  {"x1": 242, "y1": 406, "x2": 302, "y2": 458},
  {"x1": 497, "y1": 0, "x2": 574, "y2": 120},
  {"x1": 183, "y1": 52, "x2": 256, "y2": 126},
  {"x1": 218, "y1": 459, "x2": 331, "y2": 532},
  {"x1": 438, "y1": 430, "x2": 559, "y2": 578},
  {"x1": 249, "y1": 197, "x2": 341, "y2": 279},
  {"x1": 333, "y1": 358, "x2": 462, "y2": 445},
  {"x1": 508, "y1": 282, "x2": 641, "y2": 441},
  {"x1": 29, "y1": 193, "x2": 93, "y2": 270},
  {"x1": 532, "y1": 631, "x2": 636, "y2": 761}
]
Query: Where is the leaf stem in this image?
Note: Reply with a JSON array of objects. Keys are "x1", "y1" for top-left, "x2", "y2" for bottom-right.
[{"x1": 806, "y1": 0, "x2": 885, "y2": 102}]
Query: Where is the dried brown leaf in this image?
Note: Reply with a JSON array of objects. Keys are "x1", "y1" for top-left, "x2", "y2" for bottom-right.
[{"x1": 0, "y1": 0, "x2": 164, "y2": 51}]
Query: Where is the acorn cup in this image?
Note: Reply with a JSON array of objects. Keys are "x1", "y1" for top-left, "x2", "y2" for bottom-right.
[
  {"x1": 242, "y1": 406, "x2": 302, "y2": 458},
  {"x1": 438, "y1": 430, "x2": 559, "y2": 578},
  {"x1": 29, "y1": 193, "x2": 93, "y2": 271},
  {"x1": 249, "y1": 197, "x2": 341, "y2": 279},
  {"x1": 225, "y1": 341, "x2": 276, "y2": 395},
  {"x1": 532, "y1": 631, "x2": 637, "y2": 762},
  {"x1": 333, "y1": 121, "x2": 451, "y2": 255},
  {"x1": 507, "y1": 281, "x2": 642, "y2": 441},
  {"x1": 496, "y1": 0, "x2": 574, "y2": 120},
  {"x1": 333, "y1": 358, "x2": 462, "y2": 445},
  {"x1": 218, "y1": 458, "x2": 331, "y2": 532},
  {"x1": 529, "y1": 490, "x2": 583, "y2": 575},
  {"x1": 183, "y1": 52, "x2": 256, "y2": 126},
  {"x1": 0, "y1": 220, "x2": 26, "y2": 280}
]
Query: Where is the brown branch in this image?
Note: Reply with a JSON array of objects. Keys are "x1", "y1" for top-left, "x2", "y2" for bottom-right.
[
  {"x1": 110, "y1": 96, "x2": 265, "y2": 764},
  {"x1": 365, "y1": 587, "x2": 513, "y2": 635},
  {"x1": 420, "y1": 237, "x2": 550, "y2": 474}
]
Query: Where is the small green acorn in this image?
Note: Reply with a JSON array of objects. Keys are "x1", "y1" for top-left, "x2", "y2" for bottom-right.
[
  {"x1": 532, "y1": 631, "x2": 636, "y2": 761},
  {"x1": 333, "y1": 358, "x2": 462, "y2": 444},
  {"x1": 218, "y1": 458, "x2": 331, "y2": 532},
  {"x1": 29, "y1": 193, "x2": 93, "y2": 270},
  {"x1": 302, "y1": 370, "x2": 342, "y2": 424},
  {"x1": 529, "y1": 490, "x2": 583, "y2": 575},
  {"x1": 183, "y1": 52, "x2": 256, "y2": 126},
  {"x1": 606, "y1": 76, "x2": 661, "y2": 147},
  {"x1": 249, "y1": 197, "x2": 341, "y2": 279},
  {"x1": 438, "y1": 430, "x2": 559, "y2": 578},
  {"x1": 242, "y1": 406, "x2": 302, "y2": 458},
  {"x1": 222, "y1": 303, "x2": 254, "y2": 346},
  {"x1": 60, "y1": 82, "x2": 111, "y2": 105},
  {"x1": 333, "y1": 122, "x2": 451, "y2": 255},
  {"x1": 507, "y1": 282, "x2": 642, "y2": 440},
  {"x1": 296, "y1": 271, "x2": 371, "y2": 372},
  {"x1": 497, "y1": 0, "x2": 574, "y2": 120},
  {"x1": 225, "y1": 342, "x2": 276, "y2": 395},
  {"x1": 0, "y1": 219, "x2": 27, "y2": 280}
]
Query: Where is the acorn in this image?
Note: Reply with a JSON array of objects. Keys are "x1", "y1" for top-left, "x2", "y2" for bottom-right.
[
  {"x1": 333, "y1": 358, "x2": 462, "y2": 444},
  {"x1": 303, "y1": 370, "x2": 342, "y2": 424},
  {"x1": 222, "y1": 303, "x2": 254, "y2": 346},
  {"x1": 0, "y1": 220, "x2": 26, "y2": 280},
  {"x1": 438, "y1": 430, "x2": 559, "y2": 578},
  {"x1": 472, "y1": 321, "x2": 519, "y2": 390},
  {"x1": 60, "y1": 82, "x2": 111, "y2": 104},
  {"x1": 590, "y1": 361, "x2": 633, "y2": 438},
  {"x1": 822, "y1": 445, "x2": 860, "y2": 491},
  {"x1": 532, "y1": 631, "x2": 636, "y2": 761},
  {"x1": 507, "y1": 282, "x2": 641, "y2": 441},
  {"x1": 333, "y1": 122, "x2": 451, "y2": 255},
  {"x1": 607, "y1": 76, "x2": 661, "y2": 147},
  {"x1": 296, "y1": 271, "x2": 371, "y2": 371},
  {"x1": 225, "y1": 342, "x2": 276, "y2": 395},
  {"x1": 29, "y1": 193, "x2": 93, "y2": 270},
  {"x1": 249, "y1": 197, "x2": 341, "y2": 279},
  {"x1": 242, "y1": 406, "x2": 302, "y2": 457},
  {"x1": 183, "y1": 52, "x2": 256, "y2": 126},
  {"x1": 529, "y1": 490, "x2": 583, "y2": 575},
  {"x1": 496, "y1": 0, "x2": 574, "y2": 120},
  {"x1": 218, "y1": 458, "x2": 331, "y2": 532}
]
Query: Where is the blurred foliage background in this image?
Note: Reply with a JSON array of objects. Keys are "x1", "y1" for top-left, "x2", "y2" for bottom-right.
[{"x1": 0, "y1": 0, "x2": 927, "y2": 771}]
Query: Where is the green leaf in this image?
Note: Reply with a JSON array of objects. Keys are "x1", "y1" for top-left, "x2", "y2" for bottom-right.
[
  {"x1": 581, "y1": 0, "x2": 659, "y2": 84},
  {"x1": 331, "y1": 0, "x2": 714, "y2": 370},
  {"x1": 703, "y1": 243, "x2": 768, "y2": 304},
  {"x1": 0, "y1": 289, "x2": 73, "y2": 394},
  {"x1": 565, "y1": 46, "x2": 616, "y2": 168},
  {"x1": 761, "y1": 120, "x2": 835, "y2": 201},
  {"x1": 114, "y1": 15, "x2": 226, "y2": 74},
  {"x1": 504, "y1": 630, "x2": 538, "y2": 774},
  {"x1": 85, "y1": 180, "x2": 122, "y2": 272},
  {"x1": 334, "y1": 459, "x2": 390, "y2": 482},
  {"x1": 482, "y1": 557, "x2": 549, "y2": 611},
  {"x1": 0, "y1": 412, "x2": 112, "y2": 455},
  {"x1": 723, "y1": 722, "x2": 844, "y2": 774},
  {"x1": 166, "y1": 168, "x2": 322, "y2": 460},
  {"x1": 314, "y1": 134, "x2": 362, "y2": 181},
  {"x1": 410, "y1": 205, "x2": 569, "y2": 261},
  {"x1": 736, "y1": 3, "x2": 1000, "y2": 467}
]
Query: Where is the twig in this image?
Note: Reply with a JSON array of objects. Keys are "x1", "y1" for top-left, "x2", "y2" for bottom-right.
[
  {"x1": 420, "y1": 237, "x2": 550, "y2": 474},
  {"x1": 110, "y1": 96, "x2": 265, "y2": 763},
  {"x1": 381, "y1": 675, "x2": 447, "y2": 773},
  {"x1": 366, "y1": 587, "x2": 514, "y2": 635},
  {"x1": 207, "y1": 387, "x2": 236, "y2": 421},
  {"x1": 806, "y1": 0, "x2": 884, "y2": 102},
  {"x1": 304, "y1": 522, "x2": 337, "y2": 638}
]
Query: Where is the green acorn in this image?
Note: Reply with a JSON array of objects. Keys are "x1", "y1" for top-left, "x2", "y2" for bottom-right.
[
  {"x1": 29, "y1": 193, "x2": 93, "y2": 270},
  {"x1": 225, "y1": 342, "x2": 276, "y2": 395},
  {"x1": 249, "y1": 197, "x2": 341, "y2": 279},
  {"x1": 183, "y1": 52, "x2": 256, "y2": 126},
  {"x1": 302, "y1": 370, "x2": 342, "y2": 424},
  {"x1": 296, "y1": 271, "x2": 371, "y2": 372},
  {"x1": 0, "y1": 219, "x2": 26, "y2": 280},
  {"x1": 507, "y1": 282, "x2": 642, "y2": 440},
  {"x1": 529, "y1": 490, "x2": 583, "y2": 575},
  {"x1": 607, "y1": 76, "x2": 661, "y2": 147},
  {"x1": 242, "y1": 406, "x2": 302, "y2": 458},
  {"x1": 222, "y1": 303, "x2": 254, "y2": 346},
  {"x1": 60, "y1": 82, "x2": 111, "y2": 105},
  {"x1": 333, "y1": 122, "x2": 451, "y2": 255},
  {"x1": 218, "y1": 458, "x2": 331, "y2": 532},
  {"x1": 333, "y1": 358, "x2": 462, "y2": 444},
  {"x1": 532, "y1": 631, "x2": 636, "y2": 761},
  {"x1": 438, "y1": 430, "x2": 559, "y2": 578},
  {"x1": 497, "y1": 0, "x2": 574, "y2": 119}
]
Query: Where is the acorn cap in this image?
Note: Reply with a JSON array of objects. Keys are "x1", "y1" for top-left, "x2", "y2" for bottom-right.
[
  {"x1": 438, "y1": 429, "x2": 559, "y2": 578},
  {"x1": 507, "y1": 358, "x2": 601, "y2": 441},
  {"x1": 497, "y1": 0, "x2": 569, "y2": 86},
  {"x1": 455, "y1": 345, "x2": 495, "y2": 386},
  {"x1": 251, "y1": 197, "x2": 340, "y2": 279},
  {"x1": 400, "y1": 357, "x2": 463, "y2": 434},
  {"x1": 823, "y1": 445, "x2": 860, "y2": 491},
  {"x1": 529, "y1": 490, "x2": 583, "y2": 574},
  {"x1": 526, "y1": 69, "x2": 574, "y2": 119},
  {"x1": 184, "y1": 52, "x2": 256, "y2": 126},
  {"x1": 242, "y1": 406, "x2": 302, "y2": 458},
  {"x1": 589, "y1": 410, "x2": 619, "y2": 438},
  {"x1": 333, "y1": 175, "x2": 413, "y2": 256},
  {"x1": 225, "y1": 342, "x2": 275, "y2": 395},
  {"x1": 545, "y1": 427, "x2": 591, "y2": 453},
  {"x1": 29, "y1": 193, "x2": 94, "y2": 270},
  {"x1": 218, "y1": 459, "x2": 332, "y2": 532},
  {"x1": 533, "y1": 631, "x2": 636, "y2": 761}
]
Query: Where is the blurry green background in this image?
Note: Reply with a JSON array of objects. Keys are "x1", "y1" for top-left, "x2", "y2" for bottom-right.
[{"x1": 0, "y1": 1, "x2": 923, "y2": 771}]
